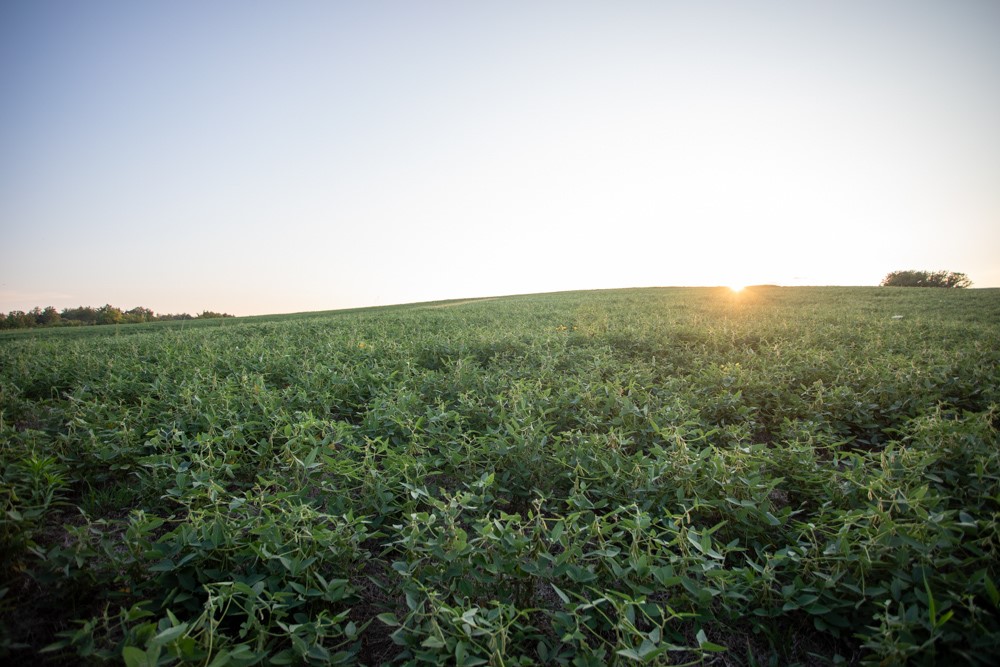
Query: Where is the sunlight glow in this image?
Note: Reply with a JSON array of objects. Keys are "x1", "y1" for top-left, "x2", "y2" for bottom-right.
[{"x1": 728, "y1": 285, "x2": 746, "y2": 294}]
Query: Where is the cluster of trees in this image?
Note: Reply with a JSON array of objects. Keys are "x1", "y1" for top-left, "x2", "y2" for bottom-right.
[
  {"x1": 1, "y1": 305, "x2": 234, "y2": 330},
  {"x1": 880, "y1": 270, "x2": 972, "y2": 288}
]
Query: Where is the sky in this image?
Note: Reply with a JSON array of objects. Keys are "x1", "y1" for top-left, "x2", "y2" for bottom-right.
[{"x1": 2, "y1": 0, "x2": 998, "y2": 316}]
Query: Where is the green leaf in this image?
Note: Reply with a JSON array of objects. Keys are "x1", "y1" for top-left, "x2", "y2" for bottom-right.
[
  {"x1": 616, "y1": 647, "x2": 643, "y2": 661},
  {"x1": 651, "y1": 566, "x2": 680, "y2": 587},
  {"x1": 329, "y1": 650, "x2": 355, "y2": 665},
  {"x1": 696, "y1": 629, "x2": 727, "y2": 652},
  {"x1": 804, "y1": 603, "x2": 831, "y2": 615},
  {"x1": 122, "y1": 604, "x2": 155, "y2": 622},
  {"x1": 924, "y1": 576, "x2": 938, "y2": 626},
  {"x1": 151, "y1": 622, "x2": 188, "y2": 646},
  {"x1": 455, "y1": 640, "x2": 468, "y2": 663},
  {"x1": 303, "y1": 446, "x2": 320, "y2": 468},
  {"x1": 122, "y1": 647, "x2": 148, "y2": 667},
  {"x1": 537, "y1": 641, "x2": 549, "y2": 662},
  {"x1": 148, "y1": 559, "x2": 175, "y2": 572},
  {"x1": 983, "y1": 574, "x2": 1000, "y2": 607},
  {"x1": 638, "y1": 638, "x2": 657, "y2": 657},
  {"x1": 307, "y1": 644, "x2": 331, "y2": 662},
  {"x1": 269, "y1": 650, "x2": 296, "y2": 665},
  {"x1": 205, "y1": 649, "x2": 232, "y2": 667},
  {"x1": 377, "y1": 612, "x2": 400, "y2": 627},
  {"x1": 551, "y1": 583, "x2": 570, "y2": 604}
]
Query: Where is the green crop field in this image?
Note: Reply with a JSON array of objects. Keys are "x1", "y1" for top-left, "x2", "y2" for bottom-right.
[{"x1": 2, "y1": 287, "x2": 999, "y2": 665}]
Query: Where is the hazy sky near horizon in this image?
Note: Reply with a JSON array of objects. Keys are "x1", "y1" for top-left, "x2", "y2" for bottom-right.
[{"x1": 2, "y1": 1, "x2": 998, "y2": 316}]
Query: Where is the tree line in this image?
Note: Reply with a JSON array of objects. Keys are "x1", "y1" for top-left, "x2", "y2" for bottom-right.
[
  {"x1": 0, "y1": 305, "x2": 234, "y2": 330},
  {"x1": 880, "y1": 270, "x2": 971, "y2": 288}
]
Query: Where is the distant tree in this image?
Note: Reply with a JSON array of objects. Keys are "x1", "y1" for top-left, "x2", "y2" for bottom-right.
[
  {"x1": 4, "y1": 310, "x2": 34, "y2": 329},
  {"x1": 2, "y1": 304, "x2": 231, "y2": 328},
  {"x1": 124, "y1": 306, "x2": 155, "y2": 323},
  {"x1": 38, "y1": 306, "x2": 61, "y2": 326},
  {"x1": 96, "y1": 304, "x2": 124, "y2": 325},
  {"x1": 62, "y1": 306, "x2": 98, "y2": 324},
  {"x1": 881, "y1": 270, "x2": 971, "y2": 288}
]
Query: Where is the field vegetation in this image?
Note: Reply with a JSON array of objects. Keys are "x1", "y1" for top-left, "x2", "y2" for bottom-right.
[{"x1": 1, "y1": 286, "x2": 999, "y2": 665}]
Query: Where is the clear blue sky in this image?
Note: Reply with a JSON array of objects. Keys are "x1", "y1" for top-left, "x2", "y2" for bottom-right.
[{"x1": 2, "y1": 1, "x2": 998, "y2": 315}]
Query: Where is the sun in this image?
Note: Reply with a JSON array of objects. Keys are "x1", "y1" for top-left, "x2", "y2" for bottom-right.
[{"x1": 728, "y1": 284, "x2": 746, "y2": 293}]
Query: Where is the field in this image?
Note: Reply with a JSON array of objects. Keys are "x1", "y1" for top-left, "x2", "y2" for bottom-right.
[{"x1": 2, "y1": 286, "x2": 999, "y2": 665}]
